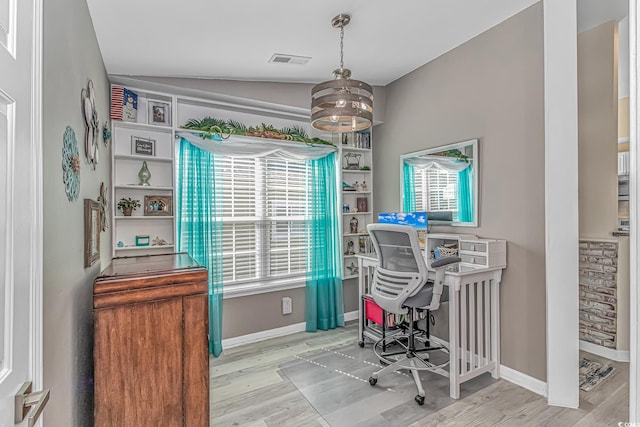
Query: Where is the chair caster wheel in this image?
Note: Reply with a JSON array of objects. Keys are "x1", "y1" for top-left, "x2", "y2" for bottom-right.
[
  {"x1": 358, "y1": 341, "x2": 365, "y2": 348},
  {"x1": 415, "y1": 395, "x2": 425, "y2": 405},
  {"x1": 369, "y1": 377, "x2": 377, "y2": 386}
]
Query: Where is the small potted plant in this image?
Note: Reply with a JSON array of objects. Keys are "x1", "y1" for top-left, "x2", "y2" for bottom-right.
[{"x1": 117, "y1": 197, "x2": 141, "y2": 216}]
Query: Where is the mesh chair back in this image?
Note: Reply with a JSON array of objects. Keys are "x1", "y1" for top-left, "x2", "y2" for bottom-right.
[{"x1": 367, "y1": 224, "x2": 429, "y2": 314}]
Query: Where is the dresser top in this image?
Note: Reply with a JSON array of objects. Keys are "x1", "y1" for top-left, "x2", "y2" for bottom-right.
[{"x1": 98, "y1": 252, "x2": 204, "y2": 279}]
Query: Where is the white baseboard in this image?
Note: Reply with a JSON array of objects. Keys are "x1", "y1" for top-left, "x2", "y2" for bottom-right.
[
  {"x1": 500, "y1": 364, "x2": 548, "y2": 397},
  {"x1": 222, "y1": 310, "x2": 360, "y2": 349},
  {"x1": 579, "y1": 340, "x2": 630, "y2": 362},
  {"x1": 344, "y1": 310, "x2": 358, "y2": 322},
  {"x1": 222, "y1": 322, "x2": 307, "y2": 349}
]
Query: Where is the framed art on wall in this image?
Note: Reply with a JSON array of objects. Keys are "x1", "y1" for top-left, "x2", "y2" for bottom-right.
[
  {"x1": 84, "y1": 199, "x2": 100, "y2": 267},
  {"x1": 148, "y1": 100, "x2": 171, "y2": 126}
]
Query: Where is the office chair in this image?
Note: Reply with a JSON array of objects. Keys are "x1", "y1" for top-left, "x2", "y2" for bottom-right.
[{"x1": 366, "y1": 223, "x2": 461, "y2": 405}]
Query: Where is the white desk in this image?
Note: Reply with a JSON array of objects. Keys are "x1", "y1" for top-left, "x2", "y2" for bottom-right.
[{"x1": 356, "y1": 253, "x2": 504, "y2": 399}]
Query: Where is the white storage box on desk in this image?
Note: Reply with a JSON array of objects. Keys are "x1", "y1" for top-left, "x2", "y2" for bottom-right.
[{"x1": 459, "y1": 239, "x2": 506, "y2": 268}]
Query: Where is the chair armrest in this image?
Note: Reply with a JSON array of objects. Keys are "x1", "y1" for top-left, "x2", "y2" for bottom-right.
[{"x1": 431, "y1": 256, "x2": 462, "y2": 269}]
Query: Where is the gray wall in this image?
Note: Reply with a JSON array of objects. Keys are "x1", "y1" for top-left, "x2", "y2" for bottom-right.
[
  {"x1": 373, "y1": 4, "x2": 547, "y2": 381},
  {"x1": 578, "y1": 21, "x2": 619, "y2": 237},
  {"x1": 43, "y1": 0, "x2": 110, "y2": 425}
]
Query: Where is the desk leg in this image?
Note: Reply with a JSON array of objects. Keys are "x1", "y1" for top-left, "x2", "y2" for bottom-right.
[
  {"x1": 491, "y1": 278, "x2": 501, "y2": 379},
  {"x1": 449, "y1": 284, "x2": 460, "y2": 399},
  {"x1": 358, "y1": 257, "x2": 365, "y2": 346}
]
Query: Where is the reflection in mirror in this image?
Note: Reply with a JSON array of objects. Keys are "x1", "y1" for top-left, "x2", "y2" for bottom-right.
[{"x1": 400, "y1": 139, "x2": 478, "y2": 227}]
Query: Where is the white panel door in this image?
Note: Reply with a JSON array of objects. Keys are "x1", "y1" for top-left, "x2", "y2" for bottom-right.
[{"x1": 0, "y1": 0, "x2": 43, "y2": 425}]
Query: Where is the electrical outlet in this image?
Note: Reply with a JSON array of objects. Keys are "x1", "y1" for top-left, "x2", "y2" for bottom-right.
[{"x1": 282, "y1": 297, "x2": 292, "y2": 315}]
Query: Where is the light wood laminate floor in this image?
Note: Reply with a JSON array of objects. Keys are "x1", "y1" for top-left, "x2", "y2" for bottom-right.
[{"x1": 211, "y1": 323, "x2": 629, "y2": 426}]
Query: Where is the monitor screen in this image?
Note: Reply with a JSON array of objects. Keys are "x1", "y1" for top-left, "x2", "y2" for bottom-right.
[{"x1": 377, "y1": 212, "x2": 428, "y2": 229}]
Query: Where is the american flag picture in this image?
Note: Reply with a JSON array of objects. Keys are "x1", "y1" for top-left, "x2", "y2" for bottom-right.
[{"x1": 110, "y1": 85, "x2": 123, "y2": 120}]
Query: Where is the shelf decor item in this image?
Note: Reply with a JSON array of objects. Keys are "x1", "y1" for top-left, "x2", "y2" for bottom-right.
[
  {"x1": 344, "y1": 153, "x2": 361, "y2": 170},
  {"x1": 148, "y1": 100, "x2": 171, "y2": 126},
  {"x1": 345, "y1": 240, "x2": 355, "y2": 255},
  {"x1": 122, "y1": 88, "x2": 138, "y2": 122},
  {"x1": 138, "y1": 160, "x2": 151, "y2": 186},
  {"x1": 342, "y1": 182, "x2": 356, "y2": 191},
  {"x1": 350, "y1": 217, "x2": 358, "y2": 234},
  {"x1": 110, "y1": 85, "x2": 137, "y2": 122},
  {"x1": 135, "y1": 235, "x2": 150, "y2": 246},
  {"x1": 131, "y1": 136, "x2": 155, "y2": 156},
  {"x1": 311, "y1": 13, "x2": 373, "y2": 132},
  {"x1": 84, "y1": 199, "x2": 100, "y2": 267},
  {"x1": 152, "y1": 236, "x2": 169, "y2": 246},
  {"x1": 144, "y1": 195, "x2": 172, "y2": 216},
  {"x1": 357, "y1": 197, "x2": 368, "y2": 213},
  {"x1": 62, "y1": 126, "x2": 80, "y2": 202},
  {"x1": 117, "y1": 197, "x2": 140, "y2": 216}
]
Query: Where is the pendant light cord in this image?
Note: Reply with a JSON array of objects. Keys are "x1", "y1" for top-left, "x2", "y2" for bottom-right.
[{"x1": 339, "y1": 24, "x2": 344, "y2": 70}]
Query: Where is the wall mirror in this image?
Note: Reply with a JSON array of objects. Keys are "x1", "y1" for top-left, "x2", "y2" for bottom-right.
[{"x1": 400, "y1": 139, "x2": 478, "y2": 227}]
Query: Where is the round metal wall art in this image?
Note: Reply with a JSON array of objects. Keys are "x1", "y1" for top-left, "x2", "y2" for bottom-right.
[{"x1": 62, "y1": 126, "x2": 80, "y2": 201}]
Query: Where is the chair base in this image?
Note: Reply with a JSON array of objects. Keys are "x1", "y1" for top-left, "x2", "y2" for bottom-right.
[{"x1": 369, "y1": 333, "x2": 449, "y2": 405}]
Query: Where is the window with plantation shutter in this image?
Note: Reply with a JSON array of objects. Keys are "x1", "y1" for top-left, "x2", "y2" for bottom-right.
[
  {"x1": 414, "y1": 168, "x2": 459, "y2": 215},
  {"x1": 216, "y1": 155, "x2": 309, "y2": 287}
]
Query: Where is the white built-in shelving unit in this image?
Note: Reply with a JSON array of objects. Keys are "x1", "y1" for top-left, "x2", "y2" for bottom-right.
[
  {"x1": 339, "y1": 131, "x2": 373, "y2": 280},
  {"x1": 111, "y1": 88, "x2": 175, "y2": 257}
]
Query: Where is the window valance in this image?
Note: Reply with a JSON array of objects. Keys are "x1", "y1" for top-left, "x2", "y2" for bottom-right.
[
  {"x1": 403, "y1": 156, "x2": 470, "y2": 173},
  {"x1": 176, "y1": 131, "x2": 336, "y2": 161}
]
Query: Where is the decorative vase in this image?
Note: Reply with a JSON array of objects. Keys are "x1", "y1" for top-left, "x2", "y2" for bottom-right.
[
  {"x1": 138, "y1": 160, "x2": 151, "y2": 186},
  {"x1": 123, "y1": 207, "x2": 133, "y2": 216}
]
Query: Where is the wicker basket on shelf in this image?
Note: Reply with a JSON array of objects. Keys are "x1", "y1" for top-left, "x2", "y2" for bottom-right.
[{"x1": 436, "y1": 246, "x2": 458, "y2": 257}]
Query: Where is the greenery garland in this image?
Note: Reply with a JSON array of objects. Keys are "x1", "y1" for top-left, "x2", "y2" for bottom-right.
[
  {"x1": 180, "y1": 116, "x2": 334, "y2": 146},
  {"x1": 430, "y1": 149, "x2": 470, "y2": 163}
]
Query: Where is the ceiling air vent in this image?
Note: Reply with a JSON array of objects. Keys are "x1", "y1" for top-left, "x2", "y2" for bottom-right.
[{"x1": 268, "y1": 54, "x2": 311, "y2": 65}]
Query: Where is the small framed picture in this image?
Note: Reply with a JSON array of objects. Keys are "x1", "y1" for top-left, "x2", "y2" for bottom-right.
[
  {"x1": 144, "y1": 195, "x2": 173, "y2": 216},
  {"x1": 131, "y1": 136, "x2": 155, "y2": 156},
  {"x1": 148, "y1": 100, "x2": 171, "y2": 126},
  {"x1": 135, "y1": 235, "x2": 150, "y2": 246},
  {"x1": 357, "y1": 197, "x2": 368, "y2": 213}
]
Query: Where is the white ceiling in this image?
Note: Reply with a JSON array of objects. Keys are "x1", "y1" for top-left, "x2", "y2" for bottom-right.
[
  {"x1": 87, "y1": 0, "x2": 629, "y2": 87},
  {"x1": 86, "y1": 0, "x2": 539, "y2": 86}
]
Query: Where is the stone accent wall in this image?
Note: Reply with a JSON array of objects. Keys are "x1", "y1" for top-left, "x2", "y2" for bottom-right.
[{"x1": 579, "y1": 240, "x2": 618, "y2": 348}]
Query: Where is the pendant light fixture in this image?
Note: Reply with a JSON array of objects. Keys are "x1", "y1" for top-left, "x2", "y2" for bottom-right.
[{"x1": 311, "y1": 13, "x2": 373, "y2": 133}]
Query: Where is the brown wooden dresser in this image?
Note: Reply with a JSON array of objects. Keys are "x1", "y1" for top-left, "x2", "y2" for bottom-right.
[{"x1": 93, "y1": 253, "x2": 209, "y2": 427}]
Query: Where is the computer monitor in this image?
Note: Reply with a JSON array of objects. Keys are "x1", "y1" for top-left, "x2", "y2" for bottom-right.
[{"x1": 377, "y1": 212, "x2": 428, "y2": 230}]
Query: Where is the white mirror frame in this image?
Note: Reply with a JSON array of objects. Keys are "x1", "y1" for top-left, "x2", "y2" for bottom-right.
[{"x1": 399, "y1": 138, "x2": 479, "y2": 227}]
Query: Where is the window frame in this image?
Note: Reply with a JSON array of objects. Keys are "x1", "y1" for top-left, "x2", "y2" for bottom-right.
[{"x1": 214, "y1": 155, "x2": 310, "y2": 294}]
